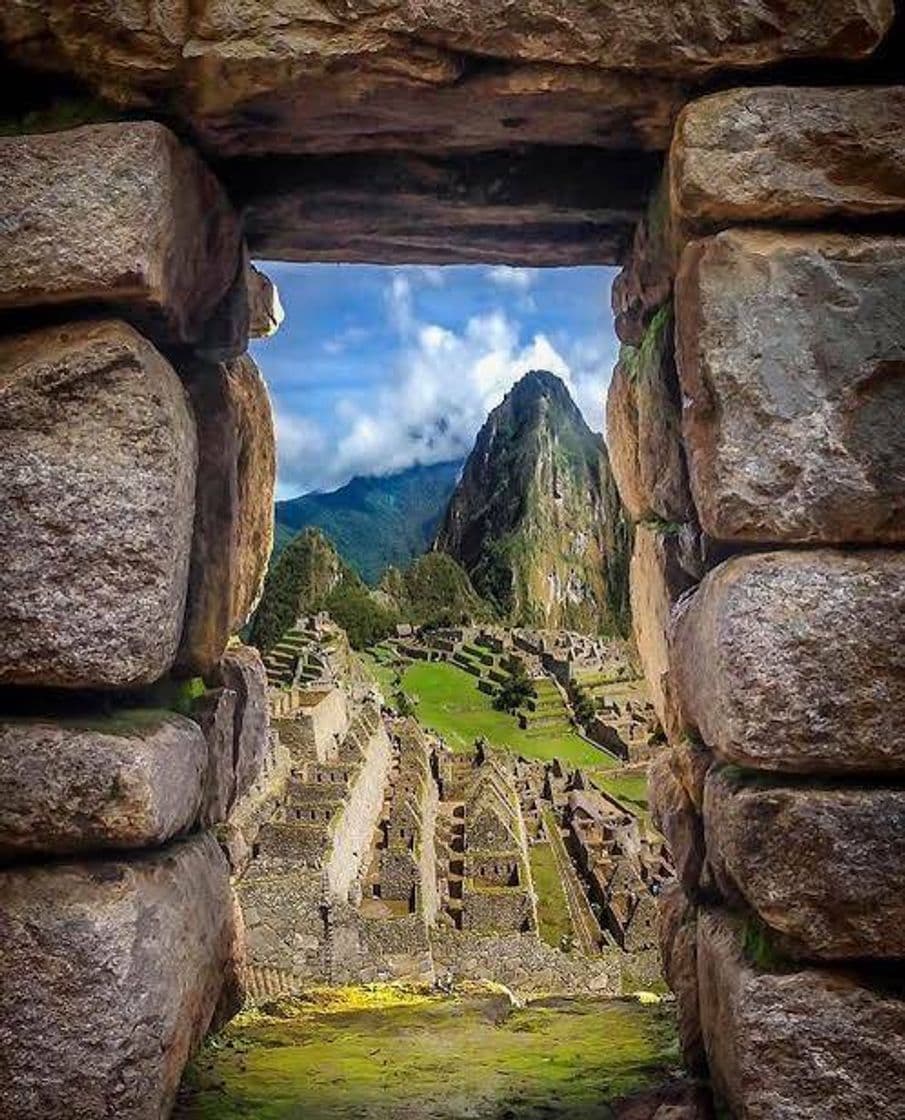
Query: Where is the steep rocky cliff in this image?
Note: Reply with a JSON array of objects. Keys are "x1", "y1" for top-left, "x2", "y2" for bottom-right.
[{"x1": 435, "y1": 371, "x2": 631, "y2": 634}]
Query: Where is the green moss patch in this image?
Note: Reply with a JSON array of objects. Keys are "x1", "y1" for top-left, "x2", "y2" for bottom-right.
[{"x1": 175, "y1": 992, "x2": 679, "y2": 1120}]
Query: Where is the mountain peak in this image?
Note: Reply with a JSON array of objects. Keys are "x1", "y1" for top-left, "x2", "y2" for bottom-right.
[{"x1": 434, "y1": 372, "x2": 630, "y2": 634}]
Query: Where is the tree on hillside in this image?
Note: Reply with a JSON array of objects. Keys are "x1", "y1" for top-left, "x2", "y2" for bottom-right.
[
  {"x1": 401, "y1": 552, "x2": 490, "y2": 628},
  {"x1": 323, "y1": 581, "x2": 398, "y2": 649},
  {"x1": 249, "y1": 527, "x2": 351, "y2": 651},
  {"x1": 571, "y1": 683, "x2": 597, "y2": 728},
  {"x1": 493, "y1": 661, "x2": 536, "y2": 714}
]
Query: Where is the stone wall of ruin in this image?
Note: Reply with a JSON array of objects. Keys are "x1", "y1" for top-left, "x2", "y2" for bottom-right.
[
  {"x1": 609, "y1": 85, "x2": 905, "y2": 1118},
  {"x1": 0, "y1": 121, "x2": 280, "y2": 1118}
]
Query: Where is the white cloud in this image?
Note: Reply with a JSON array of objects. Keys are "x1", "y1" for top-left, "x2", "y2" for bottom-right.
[
  {"x1": 275, "y1": 272, "x2": 616, "y2": 496},
  {"x1": 486, "y1": 266, "x2": 537, "y2": 291}
]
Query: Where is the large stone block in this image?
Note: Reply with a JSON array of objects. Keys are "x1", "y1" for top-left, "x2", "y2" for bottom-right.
[
  {"x1": 0, "y1": 320, "x2": 197, "y2": 688},
  {"x1": 671, "y1": 86, "x2": 905, "y2": 235},
  {"x1": 606, "y1": 310, "x2": 693, "y2": 524},
  {"x1": 657, "y1": 882, "x2": 704, "y2": 1073},
  {"x1": 649, "y1": 752, "x2": 704, "y2": 896},
  {"x1": 629, "y1": 524, "x2": 696, "y2": 738},
  {"x1": 675, "y1": 230, "x2": 905, "y2": 544},
  {"x1": 0, "y1": 834, "x2": 237, "y2": 1120},
  {"x1": 2, "y1": 2, "x2": 891, "y2": 161},
  {"x1": 697, "y1": 909, "x2": 905, "y2": 1119},
  {"x1": 177, "y1": 355, "x2": 276, "y2": 675},
  {"x1": 671, "y1": 550, "x2": 905, "y2": 774},
  {"x1": 211, "y1": 644, "x2": 269, "y2": 805},
  {"x1": 705, "y1": 767, "x2": 905, "y2": 960},
  {"x1": 0, "y1": 712, "x2": 206, "y2": 858},
  {"x1": 0, "y1": 122, "x2": 242, "y2": 347}
]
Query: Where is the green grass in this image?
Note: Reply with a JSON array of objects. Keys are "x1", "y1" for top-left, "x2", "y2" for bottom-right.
[
  {"x1": 530, "y1": 843, "x2": 576, "y2": 949},
  {"x1": 175, "y1": 990, "x2": 679, "y2": 1120},
  {"x1": 590, "y1": 771, "x2": 650, "y2": 819},
  {"x1": 360, "y1": 651, "x2": 402, "y2": 698},
  {"x1": 401, "y1": 661, "x2": 614, "y2": 767}
]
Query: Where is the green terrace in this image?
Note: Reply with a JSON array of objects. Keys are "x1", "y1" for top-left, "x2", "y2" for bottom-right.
[{"x1": 399, "y1": 660, "x2": 616, "y2": 768}]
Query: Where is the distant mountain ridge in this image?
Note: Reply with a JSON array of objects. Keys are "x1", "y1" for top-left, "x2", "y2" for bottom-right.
[
  {"x1": 434, "y1": 370, "x2": 632, "y2": 635},
  {"x1": 275, "y1": 459, "x2": 463, "y2": 584}
]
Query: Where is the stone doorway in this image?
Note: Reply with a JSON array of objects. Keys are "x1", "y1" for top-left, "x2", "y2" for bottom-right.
[{"x1": 1, "y1": 4, "x2": 905, "y2": 1118}]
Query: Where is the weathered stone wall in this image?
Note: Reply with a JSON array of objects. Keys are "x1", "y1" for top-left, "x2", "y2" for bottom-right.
[
  {"x1": 431, "y1": 929, "x2": 621, "y2": 996},
  {"x1": 608, "y1": 81, "x2": 905, "y2": 1119},
  {"x1": 0, "y1": 119, "x2": 278, "y2": 1119}
]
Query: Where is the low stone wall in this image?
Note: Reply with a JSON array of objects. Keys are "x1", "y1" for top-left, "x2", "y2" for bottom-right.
[{"x1": 431, "y1": 930, "x2": 621, "y2": 996}]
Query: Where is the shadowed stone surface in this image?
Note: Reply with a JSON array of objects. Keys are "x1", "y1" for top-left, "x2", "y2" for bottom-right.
[
  {"x1": 177, "y1": 355, "x2": 276, "y2": 676},
  {"x1": 0, "y1": 320, "x2": 197, "y2": 688},
  {"x1": 232, "y1": 148, "x2": 657, "y2": 265},
  {"x1": 0, "y1": 122, "x2": 241, "y2": 348},
  {"x1": 211, "y1": 645, "x2": 269, "y2": 807},
  {"x1": 671, "y1": 550, "x2": 905, "y2": 775},
  {"x1": 649, "y1": 752, "x2": 704, "y2": 896},
  {"x1": 0, "y1": 834, "x2": 237, "y2": 1120},
  {"x1": 671, "y1": 86, "x2": 905, "y2": 235},
  {"x1": 2, "y1": 2, "x2": 892, "y2": 161},
  {"x1": 0, "y1": 713, "x2": 206, "y2": 858},
  {"x1": 658, "y1": 882, "x2": 704, "y2": 1073},
  {"x1": 195, "y1": 688, "x2": 239, "y2": 827},
  {"x1": 705, "y1": 767, "x2": 905, "y2": 960},
  {"x1": 611, "y1": 178, "x2": 677, "y2": 345},
  {"x1": 676, "y1": 230, "x2": 905, "y2": 544},
  {"x1": 629, "y1": 525, "x2": 696, "y2": 739},
  {"x1": 606, "y1": 310, "x2": 692, "y2": 524},
  {"x1": 697, "y1": 909, "x2": 905, "y2": 1120}
]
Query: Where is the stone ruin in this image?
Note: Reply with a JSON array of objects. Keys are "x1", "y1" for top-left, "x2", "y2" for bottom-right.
[{"x1": 1, "y1": 3, "x2": 904, "y2": 1117}]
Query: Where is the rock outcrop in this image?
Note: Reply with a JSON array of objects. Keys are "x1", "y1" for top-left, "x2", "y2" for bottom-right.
[
  {"x1": 435, "y1": 370, "x2": 630, "y2": 634},
  {"x1": 0, "y1": 319, "x2": 197, "y2": 688}
]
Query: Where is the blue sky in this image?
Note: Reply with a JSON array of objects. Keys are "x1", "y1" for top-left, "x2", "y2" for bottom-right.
[{"x1": 251, "y1": 263, "x2": 620, "y2": 499}]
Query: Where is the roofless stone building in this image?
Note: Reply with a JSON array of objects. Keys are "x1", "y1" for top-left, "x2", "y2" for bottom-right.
[{"x1": 1, "y1": 3, "x2": 905, "y2": 1117}]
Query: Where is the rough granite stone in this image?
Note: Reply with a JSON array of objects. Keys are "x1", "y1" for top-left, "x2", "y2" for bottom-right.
[
  {"x1": 697, "y1": 909, "x2": 905, "y2": 1120},
  {"x1": 705, "y1": 767, "x2": 905, "y2": 960},
  {"x1": 212, "y1": 644, "x2": 269, "y2": 806},
  {"x1": 177, "y1": 355, "x2": 276, "y2": 675},
  {"x1": 0, "y1": 713, "x2": 206, "y2": 858},
  {"x1": 675, "y1": 230, "x2": 905, "y2": 544},
  {"x1": 0, "y1": 122, "x2": 241, "y2": 347},
  {"x1": 1, "y1": 2, "x2": 891, "y2": 162},
  {"x1": 195, "y1": 688, "x2": 239, "y2": 827},
  {"x1": 671, "y1": 550, "x2": 905, "y2": 774},
  {"x1": 658, "y1": 882, "x2": 704, "y2": 1072},
  {"x1": 606, "y1": 311, "x2": 692, "y2": 524},
  {"x1": 0, "y1": 834, "x2": 237, "y2": 1120},
  {"x1": 0, "y1": 320, "x2": 197, "y2": 688},
  {"x1": 629, "y1": 524, "x2": 696, "y2": 739},
  {"x1": 671, "y1": 86, "x2": 905, "y2": 235},
  {"x1": 649, "y1": 752, "x2": 704, "y2": 896}
]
